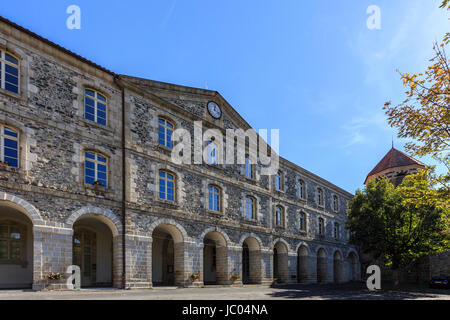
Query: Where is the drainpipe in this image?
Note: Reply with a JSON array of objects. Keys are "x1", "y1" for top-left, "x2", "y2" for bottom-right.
[{"x1": 114, "y1": 75, "x2": 127, "y2": 289}]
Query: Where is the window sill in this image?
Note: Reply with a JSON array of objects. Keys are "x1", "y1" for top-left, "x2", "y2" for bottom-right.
[
  {"x1": 0, "y1": 88, "x2": 25, "y2": 102},
  {"x1": 78, "y1": 118, "x2": 114, "y2": 133},
  {"x1": 155, "y1": 199, "x2": 179, "y2": 209},
  {"x1": 155, "y1": 144, "x2": 173, "y2": 153},
  {"x1": 0, "y1": 164, "x2": 20, "y2": 174},
  {"x1": 207, "y1": 209, "x2": 223, "y2": 216},
  {"x1": 299, "y1": 230, "x2": 307, "y2": 236},
  {"x1": 84, "y1": 184, "x2": 111, "y2": 194}
]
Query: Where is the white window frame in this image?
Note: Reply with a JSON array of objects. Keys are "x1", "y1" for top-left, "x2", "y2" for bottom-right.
[
  {"x1": 0, "y1": 50, "x2": 20, "y2": 94},
  {"x1": 0, "y1": 125, "x2": 19, "y2": 168}
]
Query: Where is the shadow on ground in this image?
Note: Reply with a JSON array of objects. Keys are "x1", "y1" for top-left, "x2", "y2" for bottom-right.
[{"x1": 266, "y1": 282, "x2": 450, "y2": 300}]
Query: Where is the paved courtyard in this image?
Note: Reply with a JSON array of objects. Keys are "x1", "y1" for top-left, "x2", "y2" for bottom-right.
[{"x1": 0, "y1": 282, "x2": 449, "y2": 300}]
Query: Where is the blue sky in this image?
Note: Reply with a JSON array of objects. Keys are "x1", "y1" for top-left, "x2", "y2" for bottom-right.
[{"x1": 0, "y1": 0, "x2": 448, "y2": 193}]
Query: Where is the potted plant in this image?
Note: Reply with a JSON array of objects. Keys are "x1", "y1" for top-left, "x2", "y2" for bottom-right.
[
  {"x1": 0, "y1": 161, "x2": 9, "y2": 167},
  {"x1": 231, "y1": 274, "x2": 240, "y2": 282},
  {"x1": 92, "y1": 180, "x2": 104, "y2": 188},
  {"x1": 46, "y1": 272, "x2": 62, "y2": 281},
  {"x1": 272, "y1": 278, "x2": 278, "y2": 284},
  {"x1": 190, "y1": 272, "x2": 201, "y2": 282}
]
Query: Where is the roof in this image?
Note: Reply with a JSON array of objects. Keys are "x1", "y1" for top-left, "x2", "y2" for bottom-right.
[
  {"x1": 364, "y1": 147, "x2": 426, "y2": 184},
  {"x1": 0, "y1": 15, "x2": 114, "y2": 76}
]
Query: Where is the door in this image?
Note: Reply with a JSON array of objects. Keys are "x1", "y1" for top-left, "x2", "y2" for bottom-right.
[{"x1": 73, "y1": 229, "x2": 96, "y2": 287}]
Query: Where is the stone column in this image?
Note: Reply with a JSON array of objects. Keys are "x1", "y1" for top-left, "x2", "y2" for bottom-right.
[
  {"x1": 173, "y1": 241, "x2": 185, "y2": 286},
  {"x1": 261, "y1": 249, "x2": 273, "y2": 285},
  {"x1": 249, "y1": 249, "x2": 262, "y2": 284},
  {"x1": 184, "y1": 241, "x2": 203, "y2": 287},
  {"x1": 228, "y1": 245, "x2": 243, "y2": 286},
  {"x1": 216, "y1": 245, "x2": 229, "y2": 285},
  {"x1": 32, "y1": 225, "x2": 73, "y2": 291},
  {"x1": 287, "y1": 253, "x2": 297, "y2": 283},
  {"x1": 124, "y1": 234, "x2": 151, "y2": 289}
]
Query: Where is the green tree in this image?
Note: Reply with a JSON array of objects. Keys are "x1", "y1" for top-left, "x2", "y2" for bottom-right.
[{"x1": 347, "y1": 175, "x2": 449, "y2": 286}]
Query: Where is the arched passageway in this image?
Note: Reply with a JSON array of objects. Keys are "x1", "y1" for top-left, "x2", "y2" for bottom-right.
[
  {"x1": 72, "y1": 215, "x2": 116, "y2": 288},
  {"x1": 317, "y1": 248, "x2": 327, "y2": 283},
  {"x1": 203, "y1": 231, "x2": 228, "y2": 285},
  {"x1": 72, "y1": 215, "x2": 114, "y2": 287},
  {"x1": 242, "y1": 237, "x2": 261, "y2": 284},
  {"x1": 273, "y1": 241, "x2": 288, "y2": 283},
  {"x1": 0, "y1": 203, "x2": 33, "y2": 289},
  {"x1": 297, "y1": 245, "x2": 309, "y2": 283},
  {"x1": 152, "y1": 224, "x2": 184, "y2": 286}
]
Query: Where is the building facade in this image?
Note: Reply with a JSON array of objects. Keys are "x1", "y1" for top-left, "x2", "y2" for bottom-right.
[{"x1": 0, "y1": 16, "x2": 359, "y2": 290}]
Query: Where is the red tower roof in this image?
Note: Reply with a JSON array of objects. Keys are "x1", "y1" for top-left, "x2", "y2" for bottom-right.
[{"x1": 364, "y1": 148, "x2": 425, "y2": 184}]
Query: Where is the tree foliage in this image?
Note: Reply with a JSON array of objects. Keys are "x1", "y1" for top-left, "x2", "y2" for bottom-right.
[{"x1": 347, "y1": 175, "x2": 449, "y2": 273}]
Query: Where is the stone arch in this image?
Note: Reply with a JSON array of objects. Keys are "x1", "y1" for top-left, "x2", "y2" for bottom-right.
[
  {"x1": 273, "y1": 239, "x2": 289, "y2": 283},
  {"x1": 68, "y1": 206, "x2": 122, "y2": 288},
  {"x1": 0, "y1": 193, "x2": 43, "y2": 289},
  {"x1": 297, "y1": 243, "x2": 310, "y2": 283},
  {"x1": 295, "y1": 241, "x2": 311, "y2": 255},
  {"x1": 317, "y1": 247, "x2": 328, "y2": 283},
  {"x1": 149, "y1": 218, "x2": 188, "y2": 244},
  {"x1": 67, "y1": 206, "x2": 122, "y2": 237},
  {"x1": 239, "y1": 233, "x2": 263, "y2": 248},
  {"x1": 202, "y1": 228, "x2": 229, "y2": 285},
  {"x1": 333, "y1": 250, "x2": 344, "y2": 283},
  {"x1": 241, "y1": 236, "x2": 262, "y2": 284},
  {"x1": 0, "y1": 192, "x2": 44, "y2": 226},
  {"x1": 199, "y1": 227, "x2": 231, "y2": 247},
  {"x1": 151, "y1": 221, "x2": 186, "y2": 286}
]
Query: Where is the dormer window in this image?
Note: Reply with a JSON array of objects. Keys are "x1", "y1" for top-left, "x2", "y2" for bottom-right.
[{"x1": 0, "y1": 50, "x2": 19, "y2": 94}]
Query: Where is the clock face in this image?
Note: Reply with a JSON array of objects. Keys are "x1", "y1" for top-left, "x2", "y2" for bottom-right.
[{"x1": 207, "y1": 101, "x2": 222, "y2": 119}]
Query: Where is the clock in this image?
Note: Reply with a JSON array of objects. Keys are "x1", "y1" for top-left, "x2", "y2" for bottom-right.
[{"x1": 207, "y1": 101, "x2": 222, "y2": 119}]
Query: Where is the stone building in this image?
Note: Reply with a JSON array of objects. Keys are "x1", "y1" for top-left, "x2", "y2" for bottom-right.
[
  {"x1": 0, "y1": 16, "x2": 360, "y2": 290},
  {"x1": 364, "y1": 146, "x2": 449, "y2": 282}
]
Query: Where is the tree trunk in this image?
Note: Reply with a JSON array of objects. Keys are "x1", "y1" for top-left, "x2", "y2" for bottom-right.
[{"x1": 392, "y1": 269, "x2": 399, "y2": 288}]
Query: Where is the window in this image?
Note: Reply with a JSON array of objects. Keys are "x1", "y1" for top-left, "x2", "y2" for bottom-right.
[
  {"x1": 318, "y1": 217, "x2": 325, "y2": 236},
  {"x1": 207, "y1": 141, "x2": 218, "y2": 165},
  {"x1": 244, "y1": 156, "x2": 253, "y2": 179},
  {"x1": 84, "y1": 151, "x2": 107, "y2": 187},
  {"x1": 317, "y1": 188, "x2": 324, "y2": 207},
  {"x1": 159, "y1": 170, "x2": 175, "y2": 201},
  {"x1": 299, "y1": 212, "x2": 307, "y2": 232},
  {"x1": 298, "y1": 179, "x2": 305, "y2": 199},
  {"x1": 275, "y1": 205, "x2": 284, "y2": 227},
  {"x1": 0, "y1": 224, "x2": 22, "y2": 261},
  {"x1": 84, "y1": 89, "x2": 107, "y2": 126},
  {"x1": 158, "y1": 118, "x2": 174, "y2": 148},
  {"x1": 245, "y1": 196, "x2": 255, "y2": 220},
  {"x1": 208, "y1": 185, "x2": 220, "y2": 212},
  {"x1": 0, "y1": 50, "x2": 19, "y2": 94},
  {"x1": 334, "y1": 222, "x2": 340, "y2": 240},
  {"x1": 274, "y1": 170, "x2": 284, "y2": 191},
  {"x1": 333, "y1": 195, "x2": 339, "y2": 212},
  {"x1": 0, "y1": 125, "x2": 19, "y2": 168}
]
